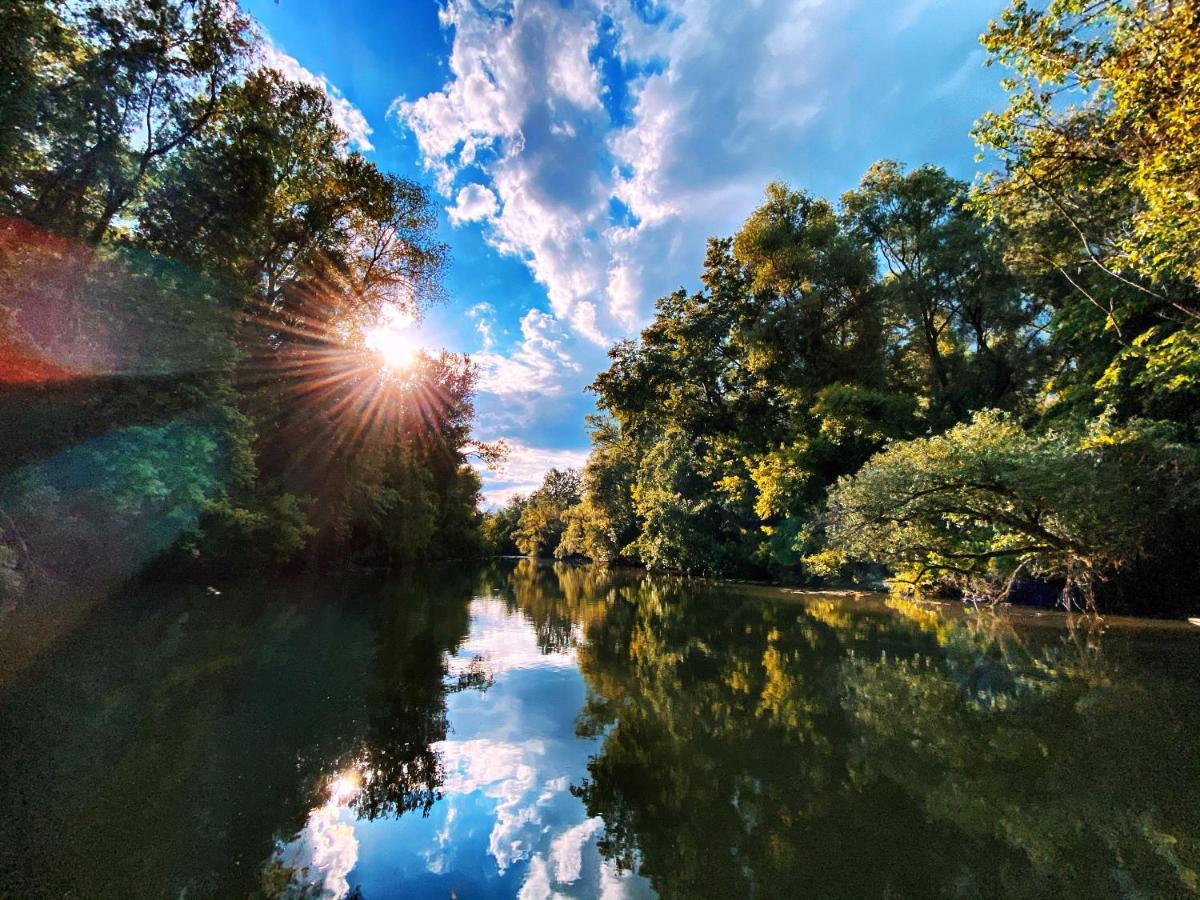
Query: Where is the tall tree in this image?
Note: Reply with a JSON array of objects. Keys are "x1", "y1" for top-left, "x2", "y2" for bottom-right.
[
  {"x1": 842, "y1": 162, "x2": 1045, "y2": 425},
  {"x1": 14, "y1": 0, "x2": 252, "y2": 243}
]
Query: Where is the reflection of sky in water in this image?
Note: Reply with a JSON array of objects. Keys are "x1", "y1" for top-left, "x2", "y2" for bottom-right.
[{"x1": 280, "y1": 597, "x2": 655, "y2": 899}]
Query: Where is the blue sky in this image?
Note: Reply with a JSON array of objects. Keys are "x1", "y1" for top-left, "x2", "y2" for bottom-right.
[{"x1": 245, "y1": 0, "x2": 1009, "y2": 505}]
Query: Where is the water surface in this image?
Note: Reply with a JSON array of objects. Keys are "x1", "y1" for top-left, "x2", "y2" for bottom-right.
[{"x1": 1, "y1": 561, "x2": 1198, "y2": 898}]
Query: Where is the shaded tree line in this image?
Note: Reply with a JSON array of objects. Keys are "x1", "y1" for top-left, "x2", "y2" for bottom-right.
[
  {"x1": 0, "y1": 0, "x2": 490, "y2": 604},
  {"x1": 487, "y1": 0, "x2": 1200, "y2": 613}
]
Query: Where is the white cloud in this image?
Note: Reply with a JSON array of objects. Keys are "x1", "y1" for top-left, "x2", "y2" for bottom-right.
[
  {"x1": 550, "y1": 817, "x2": 605, "y2": 884},
  {"x1": 477, "y1": 440, "x2": 590, "y2": 506},
  {"x1": 437, "y1": 737, "x2": 545, "y2": 872},
  {"x1": 467, "y1": 301, "x2": 498, "y2": 350},
  {"x1": 392, "y1": 0, "x2": 1004, "y2": 466},
  {"x1": 518, "y1": 855, "x2": 557, "y2": 900},
  {"x1": 449, "y1": 183, "x2": 501, "y2": 225},
  {"x1": 599, "y1": 856, "x2": 655, "y2": 900},
  {"x1": 270, "y1": 775, "x2": 362, "y2": 899},
  {"x1": 391, "y1": 0, "x2": 868, "y2": 351},
  {"x1": 392, "y1": 0, "x2": 613, "y2": 344},
  {"x1": 448, "y1": 598, "x2": 579, "y2": 676},
  {"x1": 474, "y1": 309, "x2": 580, "y2": 397},
  {"x1": 258, "y1": 38, "x2": 374, "y2": 151}
]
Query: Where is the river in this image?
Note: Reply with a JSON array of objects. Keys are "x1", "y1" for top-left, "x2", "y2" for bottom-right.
[{"x1": 1, "y1": 560, "x2": 1198, "y2": 898}]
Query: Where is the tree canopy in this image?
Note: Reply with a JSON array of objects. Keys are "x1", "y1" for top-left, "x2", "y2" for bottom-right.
[
  {"x1": 490, "y1": 0, "x2": 1200, "y2": 614},
  {"x1": 0, "y1": 0, "x2": 489, "y2": 606}
]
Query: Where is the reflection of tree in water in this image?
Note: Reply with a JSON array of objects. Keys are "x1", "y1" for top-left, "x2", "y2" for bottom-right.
[
  {"x1": 497, "y1": 561, "x2": 1200, "y2": 900},
  {"x1": 841, "y1": 603, "x2": 1200, "y2": 899},
  {"x1": 347, "y1": 572, "x2": 478, "y2": 821},
  {"x1": 496, "y1": 558, "x2": 623, "y2": 655},
  {"x1": 0, "y1": 566, "x2": 484, "y2": 899}
]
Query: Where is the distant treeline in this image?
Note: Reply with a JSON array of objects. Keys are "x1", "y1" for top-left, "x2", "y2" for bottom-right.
[
  {"x1": 486, "y1": 1, "x2": 1200, "y2": 614},
  {"x1": 0, "y1": 0, "x2": 488, "y2": 604}
]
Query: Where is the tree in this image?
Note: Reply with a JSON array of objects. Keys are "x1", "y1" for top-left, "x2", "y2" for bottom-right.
[
  {"x1": 557, "y1": 415, "x2": 638, "y2": 563},
  {"x1": 482, "y1": 494, "x2": 526, "y2": 556},
  {"x1": 976, "y1": 0, "x2": 1200, "y2": 297},
  {"x1": 0, "y1": 0, "x2": 480, "y2": 601},
  {"x1": 511, "y1": 468, "x2": 581, "y2": 558},
  {"x1": 842, "y1": 162, "x2": 1045, "y2": 425},
  {"x1": 820, "y1": 411, "x2": 1200, "y2": 609},
  {"x1": 974, "y1": 0, "x2": 1200, "y2": 432},
  {"x1": 13, "y1": 0, "x2": 252, "y2": 243}
]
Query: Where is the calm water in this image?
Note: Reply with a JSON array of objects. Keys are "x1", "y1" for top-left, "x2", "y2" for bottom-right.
[{"x1": 1, "y1": 561, "x2": 1199, "y2": 899}]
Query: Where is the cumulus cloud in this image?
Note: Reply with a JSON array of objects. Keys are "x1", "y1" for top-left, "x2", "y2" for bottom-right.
[
  {"x1": 449, "y1": 183, "x2": 501, "y2": 225},
  {"x1": 474, "y1": 308, "x2": 580, "y2": 397},
  {"x1": 477, "y1": 440, "x2": 590, "y2": 507},
  {"x1": 390, "y1": 0, "x2": 854, "y2": 348},
  {"x1": 391, "y1": 0, "x2": 613, "y2": 344},
  {"x1": 258, "y1": 38, "x2": 374, "y2": 151},
  {"x1": 384, "y1": 0, "x2": 1003, "y2": 494},
  {"x1": 395, "y1": 0, "x2": 1001, "y2": 363}
]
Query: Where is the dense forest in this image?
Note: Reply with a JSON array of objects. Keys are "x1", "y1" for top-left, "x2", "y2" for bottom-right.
[
  {"x1": 487, "y1": 0, "x2": 1200, "y2": 614},
  {"x1": 0, "y1": 0, "x2": 492, "y2": 605}
]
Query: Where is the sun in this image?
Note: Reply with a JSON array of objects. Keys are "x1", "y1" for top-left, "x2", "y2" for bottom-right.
[{"x1": 365, "y1": 306, "x2": 421, "y2": 370}]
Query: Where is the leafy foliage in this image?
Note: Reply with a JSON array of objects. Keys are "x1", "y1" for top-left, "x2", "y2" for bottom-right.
[
  {"x1": 0, "y1": 0, "x2": 483, "y2": 603},
  {"x1": 549, "y1": 1, "x2": 1200, "y2": 613},
  {"x1": 821, "y1": 412, "x2": 1200, "y2": 607}
]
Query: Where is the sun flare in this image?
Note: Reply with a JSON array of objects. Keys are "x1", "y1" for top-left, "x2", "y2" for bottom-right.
[{"x1": 365, "y1": 307, "x2": 421, "y2": 370}]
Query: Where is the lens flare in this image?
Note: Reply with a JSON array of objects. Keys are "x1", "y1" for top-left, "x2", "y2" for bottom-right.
[{"x1": 365, "y1": 306, "x2": 420, "y2": 370}]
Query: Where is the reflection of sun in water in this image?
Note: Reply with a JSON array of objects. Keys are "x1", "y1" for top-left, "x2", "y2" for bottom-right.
[
  {"x1": 365, "y1": 305, "x2": 420, "y2": 370},
  {"x1": 329, "y1": 770, "x2": 362, "y2": 804}
]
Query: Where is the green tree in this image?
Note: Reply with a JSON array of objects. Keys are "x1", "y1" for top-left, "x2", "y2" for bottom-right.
[
  {"x1": 820, "y1": 411, "x2": 1200, "y2": 609},
  {"x1": 557, "y1": 415, "x2": 638, "y2": 563},
  {"x1": 842, "y1": 161, "x2": 1045, "y2": 425},
  {"x1": 482, "y1": 494, "x2": 526, "y2": 556},
  {"x1": 974, "y1": 0, "x2": 1200, "y2": 432},
  {"x1": 13, "y1": 0, "x2": 252, "y2": 243},
  {"x1": 511, "y1": 467, "x2": 581, "y2": 558},
  {"x1": 0, "y1": 0, "x2": 480, "y2": 599}
]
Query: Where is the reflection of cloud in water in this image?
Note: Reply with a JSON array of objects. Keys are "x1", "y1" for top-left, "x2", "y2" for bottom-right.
[
  {"x1": 436, "y1": 737, "x2": 547, "y2": 872},
  {"x1": 600, "y1": 857, "x2": 652, "y2": 900},
  {"x1": 427, "y1": 595, "x2": 656, "y2": 897},
  {"x1": 271, "y1": 776, "x2": 361, "y2": 899},
  {"x1": 518, "y1": 854, "x2": 557, "y2": 900},
  {"x1": 551, "y1": 817, "x2": 604, "y2": 883},
  {"x1": 424, "y1": 804, "x2": 459, "y2": 874},
  {"x1": 517, "y1": 849, "x2": 651, "y2": 900},
  {"x1": 449, "y1": 597, "x2": 578, "y2": 677},
  {"x1": 272, "y1": 595, "x2": 654, "y2": 899}
]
